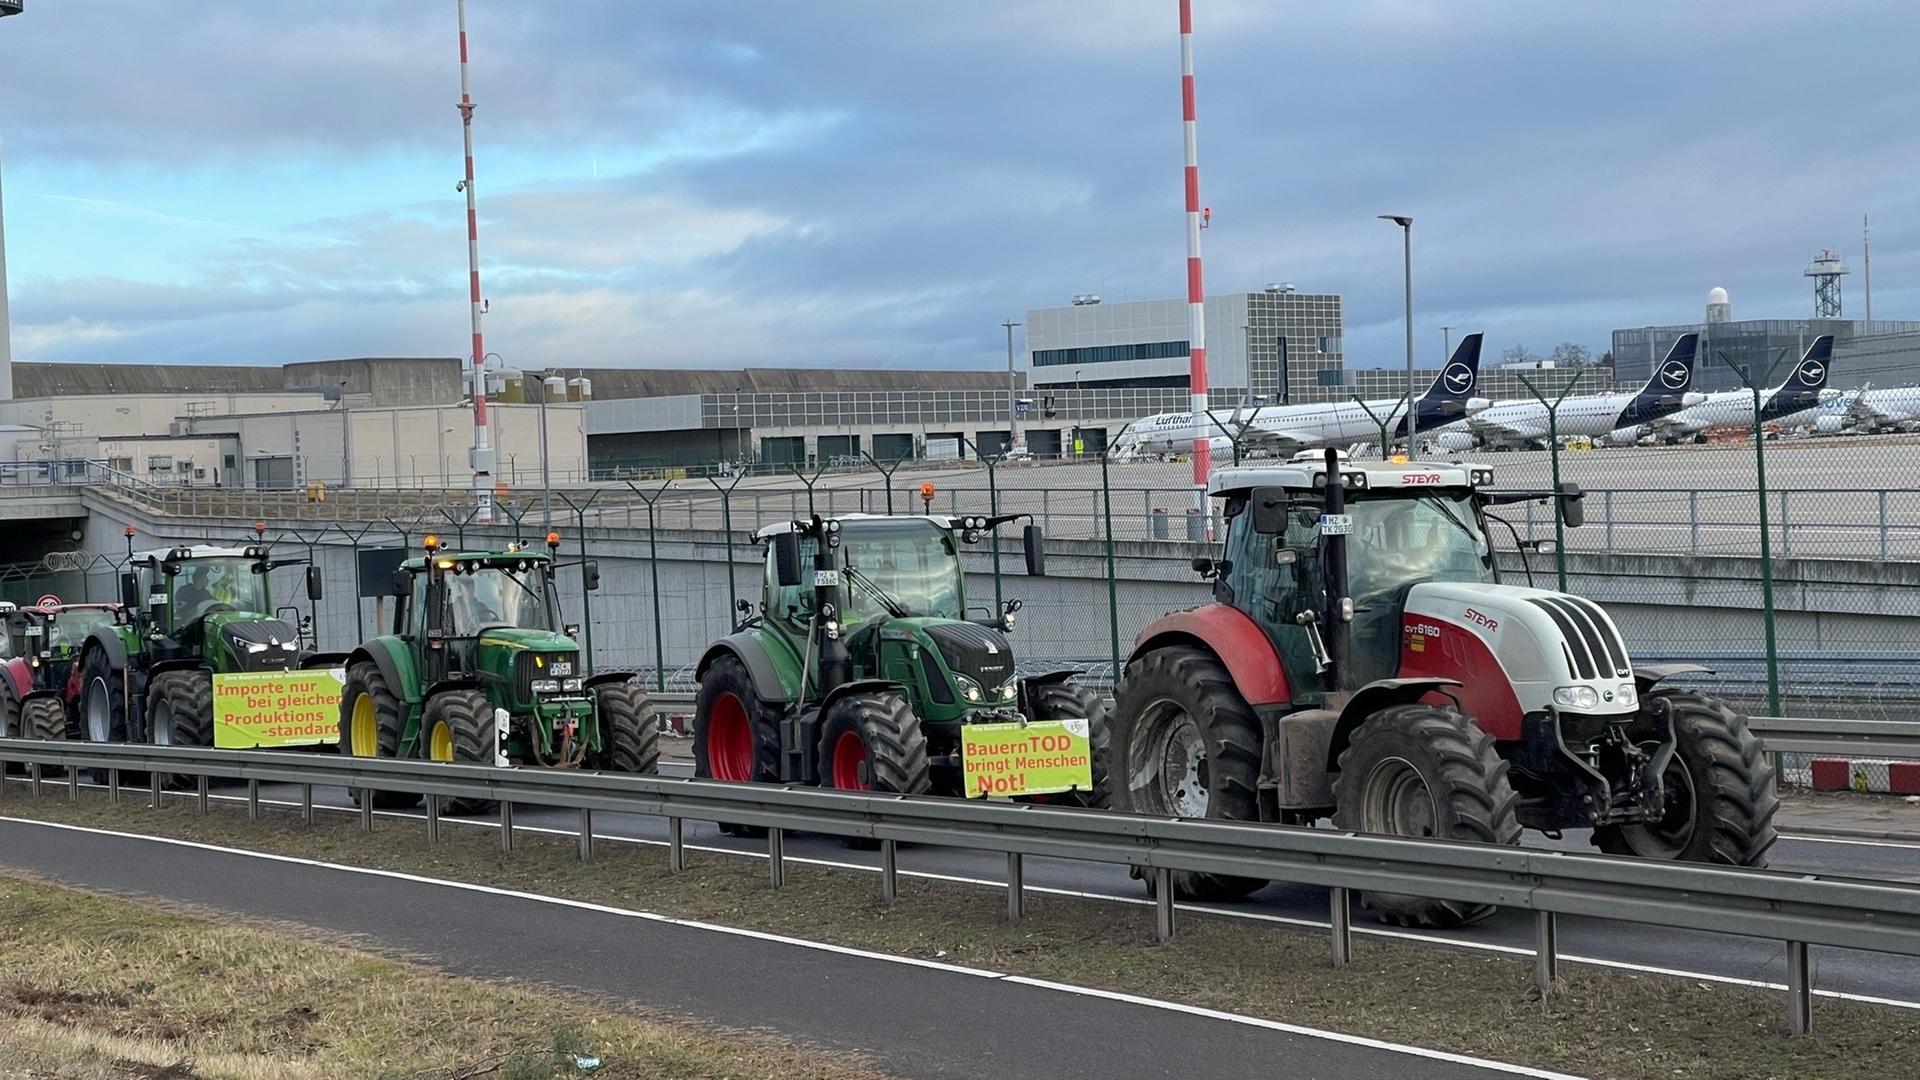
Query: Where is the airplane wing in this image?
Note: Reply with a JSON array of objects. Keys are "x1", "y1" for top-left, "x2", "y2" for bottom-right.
[{"x1": 1237, "y1": 427, "x2": 1310, "y2": 456}]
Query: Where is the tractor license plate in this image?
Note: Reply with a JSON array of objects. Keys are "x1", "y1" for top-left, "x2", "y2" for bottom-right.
[
  {"x1": 1318, "y1": 513, "x2": 1354, "y2": 535},
  {"x1": 814, "y1": 569, "x2": 841, "y2": 587},
  {"x1": 960, "y1": 719, "x2": 1093, "y2": 799},
  {"x1": 212, "y1": 669, "x2": 345, "y2": 749}
]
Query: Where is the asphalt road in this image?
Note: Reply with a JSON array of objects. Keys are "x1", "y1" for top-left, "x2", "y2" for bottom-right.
[
  {"x1": 0, "y1": 817, "x2": 1567, "y2": 1080},
  {"x1": 187, "y1": 775, "x2": 1920, "y2": 1007}
]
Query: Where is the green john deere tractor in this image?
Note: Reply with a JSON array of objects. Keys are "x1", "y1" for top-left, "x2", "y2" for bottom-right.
[
  {"x1": 693, "y1": 512, "x2": 1107, "y2": 816},
  {"x1": 74, "y1": 542, "x2": 323, "y2": 757},
  {"x1": 338, "y1": 532, "x2": 657, "y2": 813}
]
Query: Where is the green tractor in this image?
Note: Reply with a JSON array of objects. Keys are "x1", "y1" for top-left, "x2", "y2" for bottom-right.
[
  {"x1": 74, "y1": 542, "x2": 323, "y2": 755},
  {"x1": 338, "y1": 532, "x2": 658, "y2": 813},
  {"x1": 692, "y1": 512, "x2": 1106, "y2": 814}
]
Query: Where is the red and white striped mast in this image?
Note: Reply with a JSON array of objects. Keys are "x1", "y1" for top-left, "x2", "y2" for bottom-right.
[
  {"x1": 455, "y1": 0, "x2": 494, "y2": 522},
  {"x1": 1178, "y1": 0, "x2": 1210, "y2": 497}
]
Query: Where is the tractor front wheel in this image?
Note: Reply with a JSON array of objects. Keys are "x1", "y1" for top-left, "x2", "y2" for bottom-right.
[
  {"x1": 422, "y1": 689, "x2": 499, "y2": 816},
  {"x1": 694, "y1": 656, "x2": 783, "y2": 784},
  {"x1": 1110, "y1": 645, "x2": 1265, "y2": 901},
  {"x1": 77, "y1": 645, "x2": 129, "y2": 784},
  {"x1": 1592, "y1": 691, "x2": 1778, "y2": 866},
  {"x1": 146, "y1": 670, "x2": 213, "y2": 789},
  {"x1": 1332, "y1": 704, "x2": 1521, "y2": 928},
  {"x1": 21, "y1": 697, "x2": 68, "y2": 777},
  {"x1": 1025, "y1": 682, "x2": 1111, "y2": 809},
  {"x1": 592, "y1": 683, "x2": 660, "y2": 775},
  {"x1": 817, "y1": 691, "x2": 931, "y2": 795},
  {"x1": 339, "y1": 661, "x2": 418, "y2": 810}
]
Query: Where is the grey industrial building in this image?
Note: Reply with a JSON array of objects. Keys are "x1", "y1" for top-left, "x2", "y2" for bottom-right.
[{"x1": 1612, "y1": 288, "x2": 1920, "y2": 392}]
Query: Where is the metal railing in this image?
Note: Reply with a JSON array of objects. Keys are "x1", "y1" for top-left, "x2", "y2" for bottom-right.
[
  {"x1": 1746, "y1": 716, "x2": 1920, "y2": 758},
  {"x1": 2, "y1": 738, "x2": 1916, "y2": 1037}
]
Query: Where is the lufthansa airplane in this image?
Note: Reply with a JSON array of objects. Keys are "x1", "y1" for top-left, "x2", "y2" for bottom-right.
[
  {"x1": 1430, "y1": 333, "x2": 1701, "y2": 452},
  {"x1": 1614, "y1": 335, "x2": 1840, "y2": 443},
  {"x1": 1110, "y1": 333, "x2": 1489, "y2": 460}
]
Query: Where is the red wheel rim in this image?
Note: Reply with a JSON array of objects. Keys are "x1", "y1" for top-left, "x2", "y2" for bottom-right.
[
  {"x1": 830, "y1": 730, "x2": 870, "y2": 791},
  {"x1": 707, "y1": 693, "x2": 753, "y2": 782}
]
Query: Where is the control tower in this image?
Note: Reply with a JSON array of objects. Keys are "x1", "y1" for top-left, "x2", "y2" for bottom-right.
[{"x1": 1805, "y1": 249, "x2": 1850, "y2": 319}]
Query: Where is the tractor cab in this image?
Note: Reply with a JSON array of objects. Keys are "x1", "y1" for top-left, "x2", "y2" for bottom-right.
[{"x1": 120, "y1": 545, "x2": 319, "y2": 670}]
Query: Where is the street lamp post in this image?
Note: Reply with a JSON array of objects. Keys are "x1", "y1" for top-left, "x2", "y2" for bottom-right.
[
  {"x1": 1003, "y1": 319, "x2": 1022, "y2": 456},
  {"x1": 1380, "y1": 214, "x2": 1414, "y2": 454},
  {"x1": 1442, "y1": 325, "x2": 1452, "y2": 365},
  {"x1": 0, "y1": 2, "x2": 22, "y2": 401}
]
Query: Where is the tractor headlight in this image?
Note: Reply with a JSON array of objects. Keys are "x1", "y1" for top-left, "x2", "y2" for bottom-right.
[
  {"x1": 824, "y1": 619, "x2": 841, "y2": 640},
  {"x1": 530, "y1": 678, "x2": 560, "y2": 694},
  {"x1": 562, "y1": 677, "x2": 584, "y2": 693},
  {"x1": 1000, "y1": 683, "x2": 1017, "y2": 701},
  {"x1": 957, "y1": 677, "x2": 982, "y2": 702},
  {"x1": 1614, "y1": 683, "x2": 1638, "y2": 709},
  {"x1": 1553, "y1": 685, "x2": 1601, "y2": 710}
]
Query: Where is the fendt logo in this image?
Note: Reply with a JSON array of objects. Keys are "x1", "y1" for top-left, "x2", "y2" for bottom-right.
[
  {"x1": 1659, "y1": 361, "x2": 1690, "y2": 389},
  {"x1": 1798, "y1": 361, "x2": 1825, "y2": 385},
  {"x1": 1443, "y1": 363, "x2": 1475, "y2": 393}
]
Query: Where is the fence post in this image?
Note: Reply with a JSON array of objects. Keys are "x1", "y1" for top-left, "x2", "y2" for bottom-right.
[
  {"x1": 1604, "y1": 489, "x2": 1615, "y2": 550},
  {"x1": 707, "y1": 473, "x2": 745, "y2": 618},
  {"x1": 1719, "y1": 351, "x2": 1785, "y2": 718},
  {"x1": 625, "y1": 481, "x2": 673, "y2": 693},
  {"x1": 1786, "y1": 940, "x2": 1812, "y2": 1035},
  {"x1": 1878, "y1": 490, "x2": 1890, "y2": 560},
  {"x1": 1689, "y1": 491, "x2": 1700, "y2": 554},
  {"x1": 1535, "y1": 911, "x2": 1558, "y2": 995},
  {"x1": 1779, "y1": 490, "x2": 1791, "y2": 557},
  {"x1": 1153, "y1": 867, "x2": 1175, "y2": 943},
  {"x1": 1515, "y1": 370, "x2": 1582, "y2": 592},
  {"x1": 1329, "y1": 886, "x2": 1351, "y2": 966},
  {"x1": 1100, "y1": 449, "x2": 1123, "y2": 677}
]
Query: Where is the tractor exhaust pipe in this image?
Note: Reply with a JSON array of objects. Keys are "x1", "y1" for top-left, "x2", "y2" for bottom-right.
[
  {"x1": 811, "y1": 516, "x2": 852, "y2": 697},
  {"x1": 1321, "y1": 448, "x2": 1350, "y2": 692}
]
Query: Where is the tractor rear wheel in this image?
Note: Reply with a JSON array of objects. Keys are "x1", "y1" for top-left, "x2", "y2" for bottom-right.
[
  {"x1": 422, "y1": 689, "x2": 499, "y2": 816},
  {"x1": 339, "y1": 661, "x2": 418, "y2": 810},
  {"x1": 1111, "y1": 645, "x2": 1265, "y2": 901},
  {"x1": 146, "y1": 670, "x2": 213, "y2": 790},
  {"x1": 1332, "y1": 704, "x2": 1521, "y2": 928},
  {"x1": 694, "y1": 653, "x2": 786, "y2": 834},
  {"x1": 1025, "y1": 682, "x2": 1111, "y2": 809},
  {"x1": 78, "y1": 645, "x2": 129, "y2": 784},
  {"x1": 0, "y1": 675, "x2": 20, "y2": 775},
  {"x1": 592, "y1": 683, "x2": 660, "y2": 775},
  {"x1": 1592, "y1": 691, "x2": 1778, "y2": 866}
]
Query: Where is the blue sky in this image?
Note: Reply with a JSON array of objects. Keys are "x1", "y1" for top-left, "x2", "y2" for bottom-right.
[{"x1": 3, "y1": 1, "x2": 1918, "y2": 372}]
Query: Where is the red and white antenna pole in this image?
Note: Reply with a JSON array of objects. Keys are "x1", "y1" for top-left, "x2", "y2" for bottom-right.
[
  {"x1": 1178, "y1": 0, "x2": 1210, "y2": 496},
  {"x1": 456, "y1": 0, "x2": 494, "y2": 522}
]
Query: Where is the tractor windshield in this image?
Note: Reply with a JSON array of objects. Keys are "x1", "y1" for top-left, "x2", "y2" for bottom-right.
[
  {"x1": 1344, "y1": 492, "x2": 1494, "y2": 604},
  {"x1": 172, "y1": 558, "x2": 269, "y2": 626},
  {"x1": 46, "y1": 609, "x2": 115, "y2": 653},
  {"x1": 840, "y1": 519, "x2": 966, "y2": 622},
  {"x1": 443, "y1": 565, "x2": 554, "y2": 636}
]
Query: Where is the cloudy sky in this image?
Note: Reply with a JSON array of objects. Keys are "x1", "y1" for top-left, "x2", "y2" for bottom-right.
[{"x1": 2, "y1": 1, "x2": 1916, "y2": 373}]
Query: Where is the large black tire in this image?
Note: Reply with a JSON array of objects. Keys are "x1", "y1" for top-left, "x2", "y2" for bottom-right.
[
  {"x1": 1110, "y1": 645, "x2": 1265, "y2": 901},
  {"x1": 338, "y1": 661, "x2": 418, "y2": 810},
  {"x1": 422, "y1": 688, "x2": 499, "y2": 816},
  {"x1": 77, "y1": 645, "x2": 130, "y2": 785},
  {"x1": 694, "y1": 653, "x2": 785, "y2": 836},
  {"x1": 1591, "y1": 690, "x2": 1779, "y2": 866},
  {"x1": 1025, "y1": 682, "x2": 1111, "y2": 809},
  {"x1": 0, "y1": 677, "x2": 20, "y2": 775},
  {"x1": 146, "y1": 670, "x2": 213, "y2": 790},
  {"x1": 1332, "y1": 703, "x2": 1521, "y2": 928},
  {"x1": 592, "y1": 683, "x2": 660, "y2": 775},
  {"x1": 20, "y1": 696, "x2": 68, "y2": 778},
  {"x1": 817, "y1": 691, "x2": 931, "y2": 795}
]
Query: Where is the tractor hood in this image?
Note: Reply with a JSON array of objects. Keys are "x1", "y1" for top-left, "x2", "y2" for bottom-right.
[
  {"x1": 207, "y1": 612, "x2": 301, "y2": 672},
  {"x1": 912, "y1": 619, "x2": 1017, "y2": 700},
  {"x1": 474, "y1": 627, "x2": 579, "y2": 655}
]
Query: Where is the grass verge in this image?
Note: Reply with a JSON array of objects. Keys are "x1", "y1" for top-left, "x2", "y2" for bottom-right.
[
  {"x1": 2, "y1": 786, "x2": 1916, "y2": 1080},
  {"x1": 0, "y1": 872, "x2": 892, "y2": 1080}
]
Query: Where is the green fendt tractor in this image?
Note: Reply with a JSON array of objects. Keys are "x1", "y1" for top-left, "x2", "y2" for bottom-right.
[
  {"x1": 338, "y1": 532, "x2": 658, "y2": 813},
  {"x1": 75, "y1": 541, "x2": 323, "y2": 754},
  {"x1": 693, "y1": 513, "x2": 1106, "y2": 814}
]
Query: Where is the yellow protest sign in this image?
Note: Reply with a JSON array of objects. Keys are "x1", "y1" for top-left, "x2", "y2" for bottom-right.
[
  {"x1": 213, "y1": 669, "x2": 345, "y2": 749},
  {"x1": 960, "y1": 719, "x2": 1093, "y2": 799}
]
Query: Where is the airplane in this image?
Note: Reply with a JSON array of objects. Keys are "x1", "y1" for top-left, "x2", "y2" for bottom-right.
[
  {"x1": 1430, "y1": 333, "x2": 1701, "y2": 452},
  {"x1": 1812, "y1": 385, "x2": 1920, "y2": 435},
  {"x1": 1110, "y1": 333, "x2": 1489, "y2": 461},
  {"x1": 1610, "y1": 335, "x2": 1841, "y2": 444}
]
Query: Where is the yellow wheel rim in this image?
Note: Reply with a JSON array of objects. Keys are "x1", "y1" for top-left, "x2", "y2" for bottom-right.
[
  {"x1": 428, "y1": 720, "x2": 454, "y2": 762},
  {"x1": 350, "y1": 695, "x2": 378, "y2": 757}
]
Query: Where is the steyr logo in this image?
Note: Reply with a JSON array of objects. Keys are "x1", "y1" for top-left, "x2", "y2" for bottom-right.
[
  {"x1": 1443, "y1": 363, "x2": 1474, "y2": 393},
  {"x1": 1797, "y1": 361, "x2": 1825, "y2": 385},
  {"x1": 1659, "y1": 360, "x2": 1689, "y2": 389},
  {"x1": 1463, "y1": 607, "x2": 1500, "y2": 632}
]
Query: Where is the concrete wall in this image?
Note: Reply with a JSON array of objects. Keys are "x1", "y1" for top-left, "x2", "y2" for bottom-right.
[{"x1": 0, "y1": 393, "x2": 332, "y2": 438}]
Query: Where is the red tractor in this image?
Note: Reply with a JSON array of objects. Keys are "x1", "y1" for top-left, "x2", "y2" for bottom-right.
[
  {"x1": 1, "y1": 602, "x2": 126, "y2": 747},
  {"x1": 1111, "y1": 450, "x2": 1777, "y2": 928}
]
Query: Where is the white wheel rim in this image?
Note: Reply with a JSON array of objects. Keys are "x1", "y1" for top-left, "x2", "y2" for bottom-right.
[
  {"x1": 1156, "y1": 713, "x2": 1209, "y2": 818},
  {"x1": 86, "y1": 677, "x2": 111, "y2": 742}
]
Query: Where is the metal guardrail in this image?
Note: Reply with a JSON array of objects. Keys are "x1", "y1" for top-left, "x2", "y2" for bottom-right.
[
  {"x1": 1747, "y1": 716, "x2": 1920, "y2": 759},
  {"x1": 2, "y1": 739, "x2": 1916, "y2": 1036}
]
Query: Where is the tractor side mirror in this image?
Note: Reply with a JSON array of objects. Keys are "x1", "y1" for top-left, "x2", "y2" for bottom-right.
[
  {"x1": 306, "y1": 565, "x2": 324, "y2": 601},
  {"x1": 1250, "y1": 489, "x2": 1290, "y2": 534},
  {"x1": 120, "y1": 572, "x2": 140, "y2": 612},
  {"x1": 564, "y1": 623, "x2": 581, "y2": 640},
  {"x1": 390, "y1": 569, "x2": 411, "y2": 597},
  {"x1": 1558, "y1": 482, "x2": 1585, "y2": 529},
  {"x1": 584, "y1": 560, "x2": 602, "y2": 591},
  {"x1": 1022, "y1": 524, "x2": 1046, "y2": 577},
  {"x1": 772, "y1": 532, "x2": 803, "y2": 588}
]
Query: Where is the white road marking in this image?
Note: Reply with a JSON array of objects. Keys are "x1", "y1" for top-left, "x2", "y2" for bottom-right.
[
  {"x1": 0, "y1": 815, "x2": 1581, "y2": 1079},
  {"x1": 10, "y1": 778, "x2": 1920, "y2": 1010}
]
